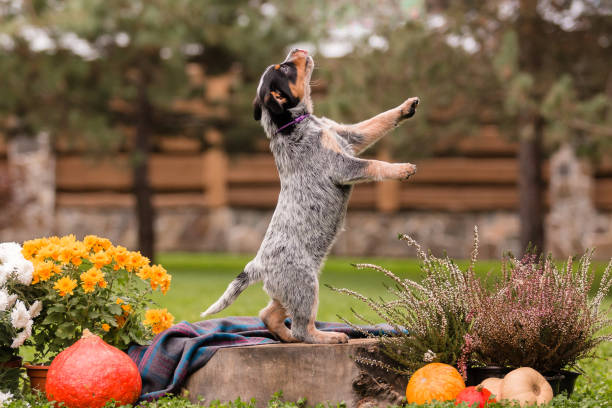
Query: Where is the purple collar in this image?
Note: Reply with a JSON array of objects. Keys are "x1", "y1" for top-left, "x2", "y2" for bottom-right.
[{"x1": 275, "y1": 113, "x2": 310, "y2": 134}]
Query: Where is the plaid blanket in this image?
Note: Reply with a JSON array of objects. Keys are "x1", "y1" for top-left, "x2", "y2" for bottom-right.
[{"x1": 128, "y1": 317, "x2": 389, "y2": 401}]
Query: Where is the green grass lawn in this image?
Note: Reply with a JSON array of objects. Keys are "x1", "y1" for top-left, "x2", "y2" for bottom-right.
[
  {"x1": 153, "y1": 252, "x2": 609, "y2": 324},
  {"x1": 152, "y1": 252, "x2": 503, "y2": 323}
]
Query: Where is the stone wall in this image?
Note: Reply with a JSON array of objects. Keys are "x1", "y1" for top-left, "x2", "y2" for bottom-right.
[{"x1": 47, "y1": 205, "x2": 612, "y2": 259}]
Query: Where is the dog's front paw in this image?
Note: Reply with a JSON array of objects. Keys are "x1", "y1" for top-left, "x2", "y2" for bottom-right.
[
  {"x1": 395, "y1": 163, "x2": 417, "y2": 180},
  {"x1": 399, "y1": 97, "x2": 419, "y2": 120}
]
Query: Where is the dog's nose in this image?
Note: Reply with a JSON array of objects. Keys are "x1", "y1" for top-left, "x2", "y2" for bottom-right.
[{"x1": 291, "y1": 48, "x2": 308, "y2": 56}]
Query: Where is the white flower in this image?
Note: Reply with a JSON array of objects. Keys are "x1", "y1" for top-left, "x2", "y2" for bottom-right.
[
  {"x1": 0, "y1": 264, "x2": 8, "y2": 287},
  {"x1": 0, "y1": 242, "x2": 23, "y2": 263},
  {"x1": 28, "y1": 300, "x2": 42, "y2": 319},
  {"x1": 10, "y1": 320, "x2": 32, "y2": 348},
  {"x1": 0, "y1": 242, "x2": 33, "y2": 286},
  {"x1": 13, "y1": 259, "x2": 33, "y2": 285},
  {"x1": 423, "y1": 349, "x2": 437, "y2": 362},
  {"x1": 0, "y1": 289, "x2": 8, "y2": 312},
  {"x1": 10, "y1": 300, "x2": 30, "y2": 329},
  {"x1": 6, "y1": 294, "x2": 17, "y2": 309},
  {"x1": 0, "y1": 391, "x2": 14, "y2": 406}
]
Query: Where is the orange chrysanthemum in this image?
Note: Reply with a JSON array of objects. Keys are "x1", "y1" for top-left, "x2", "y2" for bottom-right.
[
  {"x1": 53, "y1": 277, "x2": 78, "y2": 297},
  {"x1": 90, "y1": 251, "x2": 111, "y2": 269},
  {"x1": 143, "y1": 308, "x2": 174, "y2": 334},
  {"x1": 80, "y1": 267, "x2": 106, "y2": 292}
]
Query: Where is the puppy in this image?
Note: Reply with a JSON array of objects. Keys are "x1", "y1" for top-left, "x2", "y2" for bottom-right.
[{"x1": 202, "y1": 49, "x2": 419, "y2": 344}]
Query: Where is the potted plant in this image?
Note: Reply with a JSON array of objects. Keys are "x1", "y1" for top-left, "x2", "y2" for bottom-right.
[
  {"x1": 460, "y1": 251, "x2": 612, "y2": 395},
  {"x1": 20, "y1": 234, "x2": 175, "y2": 390},
  {"x1": 329, "y1": 228, "x2": 484, "y2": 376},
  {"x1": 0, "y1": 242, "x2": 41, "y2": 396}
]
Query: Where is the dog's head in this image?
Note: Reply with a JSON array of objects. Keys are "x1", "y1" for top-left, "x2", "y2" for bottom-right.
[{"x1": 253, "y1": 49, "x2": 314, "y2": 133}]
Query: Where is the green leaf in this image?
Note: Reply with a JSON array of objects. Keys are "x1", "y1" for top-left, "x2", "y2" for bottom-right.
[
  {"x1": 108, "y1": 303, "x2": 123, "y2": 315},
  {"x1": 56, "y1": 322, "x2": 77, "y2": 339},
  {"x1": 42, "y1": 313, "x2": 66, "y2": 325},
  {"x1": 46, "y1": 304, "x2": 66, "y2": 313}
]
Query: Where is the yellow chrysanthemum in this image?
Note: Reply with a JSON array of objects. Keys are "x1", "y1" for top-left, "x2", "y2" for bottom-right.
[
  {"x1": 53, "y1": 277, "x2": 78, "y2": 297},
  {"x1": 82, "y1": 280, "x2": 96, "y2": 293},
  {"x1": 136, "y1": 265, "x2": 152, "y2": 280},
  {"x1": 58, "y1": 241, "x2": 88, "y2": 266},
  {"x1": 143, "y1": 308, "x2": 174, "y2": 334},
  {"x1": 84, "y1": 235, "x2": 112, "y2": 253},
  {"x1": 108, "y1": 245, "x2": 130, "y2": 271},
  {"x1": 151, "y1": 266, "x2": 172, "y2": 294},
  {"x1": 79, "y1": 267, "x2": 106, "y2": 292},
  {"x1": 101, "y1": 323, "x2": 110, "y2": 332},
  {"x1": 89, "y1": 251, "x2": 111, "y2": 269},
  {"x1": 60, "y1": 234, "x2": 77, "y2": 245},
  {"x1": 127, "y1": 251, "x2": 150, "y2": 272},
  {"x1": 36, "y1": 243, "x2": 61, "y2": 262},
  {"x1": 22, "y1": 238, "x2": 46, "y2": 260},
  {"x1": 33, "y1": 260, "x2": 56, "y2": 283},
  {"x1": 121, "y1": 304, "x2": 132, "y2": 313}
]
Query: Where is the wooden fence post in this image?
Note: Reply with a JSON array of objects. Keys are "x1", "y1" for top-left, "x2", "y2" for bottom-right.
[{"x1": 375, "y1": 147, "x2": 400, "y2": 213}]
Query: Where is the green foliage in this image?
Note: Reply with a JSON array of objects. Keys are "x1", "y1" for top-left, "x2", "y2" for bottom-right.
[
  {"x1": 328, "y1": 230, "x2": 483, "y2": 376},
  {"x1": 22, "y1": 236, "x2": 173, "y2": 363}
]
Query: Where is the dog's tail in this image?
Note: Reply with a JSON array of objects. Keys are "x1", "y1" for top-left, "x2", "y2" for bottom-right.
[{"x1": 201, "y1": 270, "x2": 253, "y2": 318}]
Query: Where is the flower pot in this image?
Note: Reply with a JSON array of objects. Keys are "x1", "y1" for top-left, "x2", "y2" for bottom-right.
[
  {"x1": 25, "y1": 364, "x2": 50, "y2": 392},
  {"x1": 466, "y1": 366, "x2": 512, "y2": 386},
  {"x1": 542, "y1": 370, "x2": 581, "y2": 396},
  {"x1": 0, "y1": 356, "x2": 23, "y2": 392},
  {"x1": 467, "y1": 366, "x2": 580, "y2": 397},
  {"x1": 0, "y1": 356, "x2": 22, "y2": 369}
]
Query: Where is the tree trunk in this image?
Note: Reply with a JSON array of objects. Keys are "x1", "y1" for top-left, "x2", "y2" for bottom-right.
[
  {"x1": 516, "y1": 0, "x2": 545, "y2": 256},
  {"x1": 133, "y1": 76, "x2": 155, "y2": 262},
  {"x1": 518, "y1": 117, "x2": 544, "y2": 255}
]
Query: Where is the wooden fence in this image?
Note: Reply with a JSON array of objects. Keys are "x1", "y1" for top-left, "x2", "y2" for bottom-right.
[{"x1": 2, "y1": 131, "x2": 612, "y2": 212}]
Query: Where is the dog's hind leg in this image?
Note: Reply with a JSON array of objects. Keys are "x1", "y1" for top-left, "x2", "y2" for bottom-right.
[
  {"x1": 287, "y1": 279, "x2": 349, "y2": 344},
  {"x1": 259, "y1": 299, "x2": 298, "y2": 342}
]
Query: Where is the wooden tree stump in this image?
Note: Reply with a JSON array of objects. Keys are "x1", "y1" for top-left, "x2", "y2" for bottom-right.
[{"x1": 184, "y1": 339, "x2": 407, "y2": 407}]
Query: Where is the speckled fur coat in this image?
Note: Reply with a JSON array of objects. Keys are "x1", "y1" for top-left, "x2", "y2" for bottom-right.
[{"x1": 202, "y1": 49, "x2": 419, "y2": 344}]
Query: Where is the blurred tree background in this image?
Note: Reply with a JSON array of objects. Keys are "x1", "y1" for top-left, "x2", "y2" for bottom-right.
[{"x1": 1, "y1": 0, "x2": 610, "y2": 258}]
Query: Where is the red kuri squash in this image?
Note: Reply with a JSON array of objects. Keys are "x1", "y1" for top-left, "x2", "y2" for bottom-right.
[
  {"x1": 46, "y1": 330, "x2": 141, "y2": 408},
  {"x1": 455, "y1": 385, "x2": 496, "y2": 407}
]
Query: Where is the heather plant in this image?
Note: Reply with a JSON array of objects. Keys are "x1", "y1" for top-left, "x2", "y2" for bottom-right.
[
  {"x1": 328, "y1": 228, "x2": 484, "y2": 376},
  {"x1": 461, "y1": 251, "x2": 612, "y2": 373}
]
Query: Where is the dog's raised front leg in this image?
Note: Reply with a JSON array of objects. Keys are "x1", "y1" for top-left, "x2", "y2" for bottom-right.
[
  {"x1": 325, "y1": 97, "x2": 419, "y2": 155},
  {"x1": 336, "y1": 156, "x2": 417, "y2": 185}
]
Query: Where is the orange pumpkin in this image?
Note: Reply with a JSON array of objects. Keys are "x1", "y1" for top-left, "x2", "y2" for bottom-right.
[
  {"x1": 406, "y1": 363, "x2": 466, "y2": 404},
  {"x1": 46, "y1": 330, "x2": 141, "y2": 407}
]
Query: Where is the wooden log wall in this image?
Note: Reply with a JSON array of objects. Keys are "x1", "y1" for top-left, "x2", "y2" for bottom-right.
[{"x1": 1, "y1": 130, "x2": 612, "y2": 212}]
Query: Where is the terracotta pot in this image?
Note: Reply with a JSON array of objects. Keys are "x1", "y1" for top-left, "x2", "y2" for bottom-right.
[{"x1": 25, "y1": 364, "x2": 50, "y2": 392}]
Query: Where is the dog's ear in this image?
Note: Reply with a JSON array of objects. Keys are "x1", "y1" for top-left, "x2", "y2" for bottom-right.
[
  {"x1": 265, "y1": 90, "x2": 287, "y2": 115},
  {"x1": 253, "y1": 97, "x2": 262, "y2": 121}
]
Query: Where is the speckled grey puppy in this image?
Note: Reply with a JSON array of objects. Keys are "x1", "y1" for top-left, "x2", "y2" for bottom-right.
[{"x1": 202, "y1": 49, "x2": 419, "y2": 344}]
